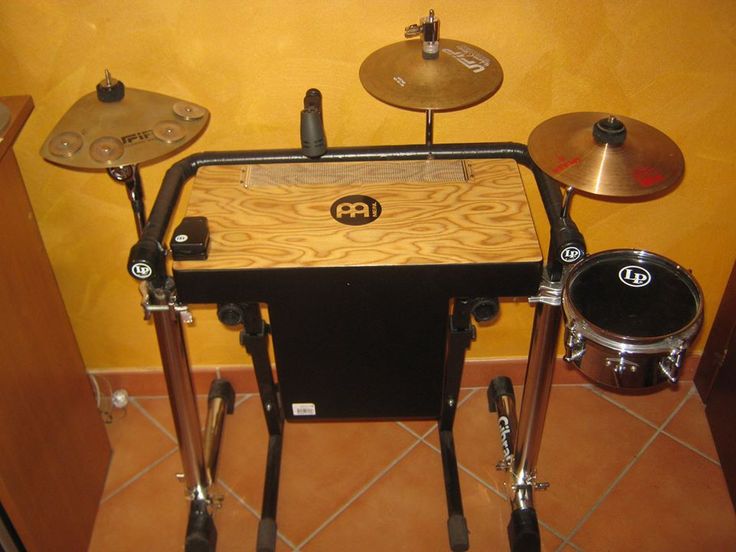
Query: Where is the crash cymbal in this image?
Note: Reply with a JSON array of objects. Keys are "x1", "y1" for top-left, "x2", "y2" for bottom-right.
[
  {"x1": 40, "y1": 72, "x2": 209, "y2": 169},
  {"x1": 359, "y1": 38, "x2": 503, "y2": 111},
  {"x1": 528, "y1": 112, "x2": 684, "y2": 197}
]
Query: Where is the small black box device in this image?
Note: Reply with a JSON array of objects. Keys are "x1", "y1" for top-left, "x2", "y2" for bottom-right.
[{"x1": 171, "y1": 216, "x2": 210, "y2": 260}]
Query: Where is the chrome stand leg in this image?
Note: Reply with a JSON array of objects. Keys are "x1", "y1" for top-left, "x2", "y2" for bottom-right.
[
  {"x1": 146, "y1": 282, "x2": 234, "y2": 552},
  {"x1": 492, "y1": 275, "x2": 562, "y2": 552}
]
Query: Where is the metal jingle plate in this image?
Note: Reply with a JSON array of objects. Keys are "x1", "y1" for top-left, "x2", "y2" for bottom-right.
[
  {"x1": 89, "y1": 136, "x2": 124, "y2": 163},
  {"x1": 153, "y1": 120, "x2": 186, "y2": 143},
  {"x1": 48, "y1": 131, "x2": 83, "y2": 158},
  {"x1": 173, "y1": 101, "x2": 206, "y2": 121}
]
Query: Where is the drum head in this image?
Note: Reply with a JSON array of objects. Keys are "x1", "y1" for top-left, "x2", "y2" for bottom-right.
[{"x1": 566, "y1": 250, "x2": 701, "y2": 339}]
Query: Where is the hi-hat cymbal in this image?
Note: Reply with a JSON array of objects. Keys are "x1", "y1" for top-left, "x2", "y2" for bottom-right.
[
  {"x1": 528, "y1": 112, "x2": 684, "y2": 197},
  {"x1": 359, "y1": 38, "x2": 503, "y2": 111},
  {"x1": 40, "y1": 86, "x2": 209, "y2": 169}
]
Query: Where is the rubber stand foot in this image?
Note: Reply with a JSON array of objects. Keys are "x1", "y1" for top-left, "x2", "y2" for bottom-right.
[
  {"x1": 487, "y1": 376, "x2": 515, "y2": 412},
  {"x1": 447, "y1": 513, "x2": 470, "y2": 552},
  {"x1": 208, "y1": 378, "x2": 236, "y2": 414},
  {"x1": 185, "y1": 501, "x2": 216, "y2": 552},
  {"x1": 507, "y1": 508, "x2": 541, "y2": 552},
  {"x1": 257, "y1": 517, "x2": 277, "y2": 552}
]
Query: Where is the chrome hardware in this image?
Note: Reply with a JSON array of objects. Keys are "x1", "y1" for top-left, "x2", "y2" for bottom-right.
[
  {"x1": 606, "y1": 356, "x2": 639, "y2": 375},
  {"x1": 658, "y1": 346, "x2": 684, "y2": 384},
  {"x1": 564, "y1": 327, "x2": 586, "y2": 362},
  {"x1": 139, "y1": 281, "x2": 193, "y2": 322},
  {"x1": 405, "y1": 9, "x2": 440, "y2": 58},
  {"x1": 528, "y1": 277, "x2": 563, "y2": 307}
]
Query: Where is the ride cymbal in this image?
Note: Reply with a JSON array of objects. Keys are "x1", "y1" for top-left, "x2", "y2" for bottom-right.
[
  {"x1": 41, "y1": 72, "x2": 209, "y2": 169},
  {"x1": 528, "y1": 112, "x2": 684, "y2": 197},
  {"x1": 359, "y1": 38, "x2": 503, "y2": 111}
]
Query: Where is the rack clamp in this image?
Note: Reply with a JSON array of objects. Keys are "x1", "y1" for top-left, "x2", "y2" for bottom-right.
[
  {"x1": 138, "y1": 281, "x2": 194, "y2": 323},
  {"x1": 528, "y1": 275, "x2": 563, "y2": 307}
]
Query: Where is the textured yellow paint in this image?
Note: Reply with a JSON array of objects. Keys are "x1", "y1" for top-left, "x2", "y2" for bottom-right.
[{"x1": 1, "y1": 1, "x2": 734, "y2": 370}]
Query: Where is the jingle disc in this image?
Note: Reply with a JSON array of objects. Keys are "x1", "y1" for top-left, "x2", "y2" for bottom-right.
[
  {"x1": 48, "y1": 131, "x2": 83, "y2": 158},
  {"x1": 89, "y1": 136, "x2": 124, "y2": 163},
  {"x1": 173, "y1": 101, "x2": 206, "y2": 121},
  {"x1": 359, "y1": 38, "x2": 503, "y2": 111},
  {"x1": 153, "y1": 120, "x2": 186, "y2": 143},
  {"x1": 528, "y1": 112, "x2": 684, "y2": 197},
  {"x1": 40, "y1": 87, "x2": 209, "y2": 169}
]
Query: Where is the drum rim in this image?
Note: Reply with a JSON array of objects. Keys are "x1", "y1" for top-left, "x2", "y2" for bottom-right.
[{"x1": 562, "y1": 249, "x2": 704, "y2": 349}]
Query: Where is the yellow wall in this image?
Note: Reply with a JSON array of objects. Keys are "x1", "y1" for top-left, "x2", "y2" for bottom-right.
[{"x1": 1, "y1": 1, "x2": 734, "y2": 371}]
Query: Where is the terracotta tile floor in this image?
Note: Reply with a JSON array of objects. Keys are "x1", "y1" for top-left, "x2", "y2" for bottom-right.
[{"x1": 89, "y1": 382, "x2": 736, "y2": 551}]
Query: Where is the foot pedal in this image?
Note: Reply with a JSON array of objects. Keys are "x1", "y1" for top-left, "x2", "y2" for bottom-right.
[
  {"x1": 257, "y1": 517, "x2": 277, "y2": 552},
  {"x1": 208, "y1": 378, "x2": 236, "y2": 414},
  {"x1": 185, "y1": 501, "x2": 216, "y2": 552},
  {"x1": 488, "y1": 376, "x2": 515, "y2": 412},
  {"x1": 447, "y1": 513, "x2": 469, "y2": 552},
  {"x1": 507, "y1": 508, "x2": 540, "y2": 552}
]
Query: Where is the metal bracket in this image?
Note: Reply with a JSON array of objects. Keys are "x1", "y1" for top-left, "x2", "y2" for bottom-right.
[
  {"x1": 528, "y1": 277, "x2": 563, "y2": 306},
  {"x1": 138, "y1": 281, "x2": 193, "y2": 323}
]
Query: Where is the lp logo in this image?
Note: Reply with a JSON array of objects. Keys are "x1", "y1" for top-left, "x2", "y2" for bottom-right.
[
  {"x1": 330, "y1": 195, "x2": 382, "y2": 226},
  {"x1": 618, "y1": 265, "x2": 652, "y2": 288},
  {"x1": 130, "y1": 262, "x2": 152, "y2": 279},
  {"x1": 560, "y1": 246, "x2": 583, "y2": 263}
]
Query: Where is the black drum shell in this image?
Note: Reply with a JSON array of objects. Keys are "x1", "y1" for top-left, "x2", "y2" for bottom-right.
[{"x1": 562, "y1": 249, "x2": 703, "y2": 390}]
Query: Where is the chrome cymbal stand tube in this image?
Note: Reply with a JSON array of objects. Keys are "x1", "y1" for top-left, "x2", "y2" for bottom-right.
[
  {"x1": 124, "y1": 172, "x2": 234, "y2": 552},
  {"x1": 489, "y1": 183, "x2": 584, "y2": 551}
]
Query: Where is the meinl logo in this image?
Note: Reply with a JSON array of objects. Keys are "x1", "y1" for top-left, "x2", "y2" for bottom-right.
[{"x1": 330, "y1": 195, "x2": 382, "y2": 226}]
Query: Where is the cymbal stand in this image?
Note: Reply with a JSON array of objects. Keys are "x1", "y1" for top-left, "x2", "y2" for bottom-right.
[
  {"x1": 107, "y1": 165, "x2": 146, "y2": 236},
  {"x1": 426, "y1": 110, "x2": 435, "y2": 147},
  {"x1": 489, "y1": 180, "x2": 585, "y2": 551},
  {"x1": 114, "y1": 164, "x2": 235, "y2": 552}
]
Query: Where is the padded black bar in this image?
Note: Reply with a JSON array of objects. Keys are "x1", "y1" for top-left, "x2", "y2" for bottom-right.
[{"x1": 128, "y1": 142, "x2": 580, "y2": 284}]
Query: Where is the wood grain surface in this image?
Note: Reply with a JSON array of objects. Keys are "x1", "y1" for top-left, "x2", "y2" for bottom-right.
[{"x1": 174, "y1": 159, "x2": 541, "y2": 270}]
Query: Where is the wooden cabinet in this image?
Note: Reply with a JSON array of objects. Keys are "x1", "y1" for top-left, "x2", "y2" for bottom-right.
[
  {"x1": 696, "y1": 258, "x2": 736, "y2": 508},
  {"x1": 0, "y1": 96, "x2": 111, "y2": 551}
]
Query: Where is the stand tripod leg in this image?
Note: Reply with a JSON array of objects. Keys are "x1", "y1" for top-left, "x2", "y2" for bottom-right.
[
  {"x1": 438, "y1": 298, "x2": 478, "y2": 552},
  {"x1": 204, "y1": 379, "x2": 236, "y2": 485},
  {"x1": 501, "y1": 279, "x2": 562, "y2": 552},
  {"x1": 238, "y1": 303, "x2": 284, "y2": 552}
]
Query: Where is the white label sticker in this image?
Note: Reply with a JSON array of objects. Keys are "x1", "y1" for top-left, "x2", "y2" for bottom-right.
[
  {"x1": 291, "y1": 403, "x2": 317, "y2": 416},
  {"x1": 174, "y1": 234, "x2": 189, "y2": 243}
]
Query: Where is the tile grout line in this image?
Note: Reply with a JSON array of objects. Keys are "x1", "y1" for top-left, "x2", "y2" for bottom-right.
[
  {"x1": 658, "y1": 429, "x2": 721, "y2": 466},
  {"x1": 100, "y1": 446, "x2": 179, "y2": 504},
  {"x1": 585, "y1": 386, "x2": 662, "y2": 430},
  {"x1": 394, "y1": 387, "x2": 478, "y2": 440},
  {"x1": 558, "y1": 385, "x2": 697, "y2": 549},
  {"x1": 217, "y1": 479, "x2": 298, "y2": 550},
  {"x1": 293, "y1": 438, "x2": 426, "y2": 551},
  {"x1": 129, "y1": 397, "x2": 179, "y2": 443},
  {"x1": 586, "y1": 385, "x2": 720, "y2": 465}
]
